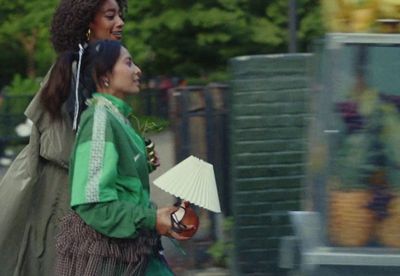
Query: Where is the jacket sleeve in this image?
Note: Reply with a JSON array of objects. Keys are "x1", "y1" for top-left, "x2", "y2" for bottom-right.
[
  {"x1": 74, "y1": 201, "x2": 156, "y2": 238},
  {"x1": 69, "y1": 110, "x2": 120, "y2": 205},
  {"x1": 70, "y1": 106, "x2": 156, "y2": 238}
]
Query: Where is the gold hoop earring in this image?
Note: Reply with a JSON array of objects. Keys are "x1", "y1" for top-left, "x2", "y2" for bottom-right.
[{"x1": 86, "y1": 29, "x2": 91, "y2": 41}]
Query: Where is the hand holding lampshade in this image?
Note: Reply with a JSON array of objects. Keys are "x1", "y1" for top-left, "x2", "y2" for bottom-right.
[{"x1": 153, "y1": 156, "x2": 221, "y2": 239}]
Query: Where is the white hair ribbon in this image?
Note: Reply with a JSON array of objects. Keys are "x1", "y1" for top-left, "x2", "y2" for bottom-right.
[{"x1": 73, "y1": 43, "x2": 84, "y2": 130}]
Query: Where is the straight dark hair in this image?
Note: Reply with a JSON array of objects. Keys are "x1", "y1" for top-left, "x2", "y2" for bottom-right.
[{"x1": 41, "y1": 40, "x2": 122, "y2": 119}]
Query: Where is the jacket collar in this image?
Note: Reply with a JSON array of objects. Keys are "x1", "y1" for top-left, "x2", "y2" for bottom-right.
[{"x1": 92, "y1": 93, "x2": 133, "y2": 117}]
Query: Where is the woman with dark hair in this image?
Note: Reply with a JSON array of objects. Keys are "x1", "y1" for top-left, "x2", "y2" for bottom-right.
[
  {"x1": 53, "y1": 40, "x2": 185, "y2": 275},
  {"x1": 0, "y1": 1, "x2": 152, "y2": 276}
]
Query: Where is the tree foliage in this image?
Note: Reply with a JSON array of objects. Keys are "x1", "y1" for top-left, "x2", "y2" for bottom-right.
[
  {"x1": 0, "y1": 0, "x2": 56, "y2": 85},
  {"x1": 0, "y1": 0, "x2": 323, "y2": 87},
  {"x1": 124, "y1": 0, "x2": 323, "y2": 79}
]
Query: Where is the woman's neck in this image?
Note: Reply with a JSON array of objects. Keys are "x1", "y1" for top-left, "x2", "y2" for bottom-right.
[{"x1": 96, "y1": 88, "x2": 125, "y2": 100}]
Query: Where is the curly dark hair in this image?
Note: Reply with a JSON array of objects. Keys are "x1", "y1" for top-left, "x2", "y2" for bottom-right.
[{"x1": 50, "y1": 0, "x2": 127, "y2": 53}]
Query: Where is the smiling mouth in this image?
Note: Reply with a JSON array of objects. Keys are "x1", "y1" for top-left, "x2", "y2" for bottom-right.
[
  {"x1": 112, "y1": 32, "x2": 122, "y2": 39},
  {"x1": 133, "y1": 79, "x2": 140, "y2": 85}
]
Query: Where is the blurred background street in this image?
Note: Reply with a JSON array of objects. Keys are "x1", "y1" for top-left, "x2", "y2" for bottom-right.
[
  {"x1": 3, "y1": 1, "x2": 400, "y2": 275},
  {"x1": 0, "y1": 129, "x2": 229, "y2": 276}
]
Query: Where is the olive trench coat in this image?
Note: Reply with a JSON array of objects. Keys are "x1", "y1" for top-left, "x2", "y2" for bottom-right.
[{"x1": 0, "y1": 75, "x2": 74, "y2": 276}]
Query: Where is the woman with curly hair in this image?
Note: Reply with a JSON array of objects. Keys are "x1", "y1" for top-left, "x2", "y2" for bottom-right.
[{"x1": 0, "y1": 1, "x2": 149, "y2": 276}]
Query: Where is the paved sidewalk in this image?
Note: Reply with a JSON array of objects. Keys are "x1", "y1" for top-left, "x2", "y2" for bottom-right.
[{"x1": 0, "y1": 166, "x2": 7, "y2": 179}]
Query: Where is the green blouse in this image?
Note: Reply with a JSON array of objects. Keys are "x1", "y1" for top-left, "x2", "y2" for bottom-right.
[{"x1": 69, "y1": 93, "x2": 173, "y2": 275}]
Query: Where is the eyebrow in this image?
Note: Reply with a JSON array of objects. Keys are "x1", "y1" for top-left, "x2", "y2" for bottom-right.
[{"x1": 103, "y1": 8, "x2": 119, "y2": 13}]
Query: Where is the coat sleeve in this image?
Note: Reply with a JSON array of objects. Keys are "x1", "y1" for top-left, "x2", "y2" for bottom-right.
[{"x1": 25, "y1": 66, "x2": 74, "y2": 169}]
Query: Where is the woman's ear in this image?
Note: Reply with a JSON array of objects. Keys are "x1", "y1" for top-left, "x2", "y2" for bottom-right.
[
  {"x1": 103, "y1": 78, "x2": 110, "y2": 88},
  {"x1": 103, "y1": 72, "x2": 114, "y2": 88}
]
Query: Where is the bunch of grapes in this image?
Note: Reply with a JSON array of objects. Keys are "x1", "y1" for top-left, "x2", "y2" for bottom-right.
[
  {"x1": 366, "y1": 186, "x2": 394, "y2": 220},
  {"x1": 380, "y1": 94, "x2": 400, "y2": 112},
  {"x1": 336, "y1": 101, "x2": 364, "y2": 133}
]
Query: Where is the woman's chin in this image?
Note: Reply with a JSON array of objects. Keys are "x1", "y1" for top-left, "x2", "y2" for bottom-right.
[
  {"x1": 125, "y1": 89, "x2": 140, "y2": 95},
  {"x1": 111, "y1": 35, "x2": 122, "y2": 41}
]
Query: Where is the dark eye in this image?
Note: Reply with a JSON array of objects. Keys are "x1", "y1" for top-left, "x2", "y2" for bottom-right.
[{"x1": 105, "y1": 13, "x2": 115, "y2": 20}]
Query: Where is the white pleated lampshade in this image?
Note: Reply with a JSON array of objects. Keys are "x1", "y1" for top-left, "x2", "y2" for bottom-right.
[{"x1": 153, "y1": 155, "x2": 221, "y2": 213}]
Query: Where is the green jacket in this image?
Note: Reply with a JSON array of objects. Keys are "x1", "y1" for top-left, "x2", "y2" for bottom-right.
[{"x1": 70, "y1": 93, "x2": 173, "y2": 275}]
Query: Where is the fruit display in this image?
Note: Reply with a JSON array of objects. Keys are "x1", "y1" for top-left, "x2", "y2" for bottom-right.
[
  {"x1": 308, "y1": 34, "x2": 400, "y2": 248},
  {"x1": 329, "y1": 189, "x2": 375, "y2": 246},
  {"x1": 376, "y1": 195, "x2": 400, "y2": 247},
  {"x1": 328, "y1": 81, "x2": 400, "y2": 247},
  {"x1": 379, "y1": 0, "x2": 400, "y2": 20},
  {"x1": 322, "y1": 0, "x2": 400, "y2": 33}
]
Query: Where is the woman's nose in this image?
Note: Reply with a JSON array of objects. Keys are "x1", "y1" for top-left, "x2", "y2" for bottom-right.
[
  {"x1": 135, "y1": 65, "x2": 142, "y2": 76},
  {"x1": 117, "y1": 14, "x2": 124, "y2": 27}
]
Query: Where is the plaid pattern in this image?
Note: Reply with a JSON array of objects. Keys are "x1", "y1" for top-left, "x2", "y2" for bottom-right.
[{"x1": 55, "y1": 212, "x2": 159, "y2": 276}]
